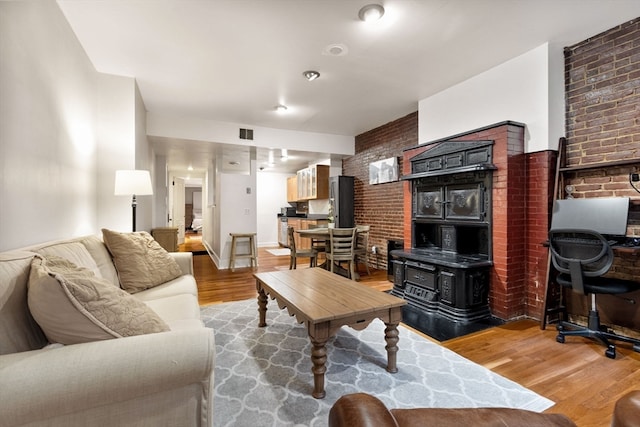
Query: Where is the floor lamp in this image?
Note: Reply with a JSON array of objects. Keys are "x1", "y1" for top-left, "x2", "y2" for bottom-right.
[{"x1": 114, "y1": 170, "x2": 153, "y2": 232}]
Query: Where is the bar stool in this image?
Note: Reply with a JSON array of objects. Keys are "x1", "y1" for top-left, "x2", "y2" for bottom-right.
[{"x1": 229, "y1": 232, "x2": 257, "y2": 272}]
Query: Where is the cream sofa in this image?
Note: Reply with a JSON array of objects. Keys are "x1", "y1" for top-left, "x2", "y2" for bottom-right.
[{"x1": 0, "y1": 234, "x2": 215, "y2": 427}]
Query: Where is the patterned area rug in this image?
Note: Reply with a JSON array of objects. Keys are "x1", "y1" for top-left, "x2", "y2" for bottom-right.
[{"x1": 201, "y1": 299, "x2": 554, "y2": 427}]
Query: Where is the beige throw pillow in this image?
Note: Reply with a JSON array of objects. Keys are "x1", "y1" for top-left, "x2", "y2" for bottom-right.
[
  {"x1": 27, "y1": 255, "x2": 170, "y2": 345},
  {"x1": 102, "y1": 229, "x2": 183, "y2": 294}
]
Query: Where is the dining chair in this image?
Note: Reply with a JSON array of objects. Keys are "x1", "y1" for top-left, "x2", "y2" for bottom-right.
[
  {"x1": 288, "y1": 226, "x2": 317, "y2": 269},
  {"x1": 311, "y1": 237, "x2": 327, "y2": 262},
  {"x1": 353, "y1": 225, "x2": 371, "y2": 275},
  {"x1": 326, "y1": 227, "x2": 357, "y2": 279}
]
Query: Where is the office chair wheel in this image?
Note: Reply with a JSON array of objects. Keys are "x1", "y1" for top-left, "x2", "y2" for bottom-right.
[
  {"x1": 556, "y1": 334, "x2": 565, "y2": 344},
  {"x1": 605, "y1": 345, "x2": 616, "y2": 359}
]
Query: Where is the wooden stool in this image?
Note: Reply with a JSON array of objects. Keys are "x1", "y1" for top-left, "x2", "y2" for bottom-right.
[{"x1": 229, "y1": 233, "x2": 257, "y2": 272}]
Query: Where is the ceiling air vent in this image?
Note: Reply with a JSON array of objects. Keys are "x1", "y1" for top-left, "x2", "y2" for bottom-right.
[{"x1": 239, "y1": 128, "x2": 254, "y2": 140}]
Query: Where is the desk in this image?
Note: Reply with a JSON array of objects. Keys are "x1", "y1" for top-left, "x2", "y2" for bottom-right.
[{"x1": 254, "y1": 268, "x2": 406, "y2": 398}]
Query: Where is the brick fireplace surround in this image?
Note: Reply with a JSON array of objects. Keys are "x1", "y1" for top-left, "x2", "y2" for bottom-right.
[
  {"x1": 346, "y1": 18, "x2": 640, "y2": 324},
  {"x1": 402, "y1": 121, "x2": 548, "y2": 320}
]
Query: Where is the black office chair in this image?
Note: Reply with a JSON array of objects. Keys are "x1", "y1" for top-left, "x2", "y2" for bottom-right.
[{"x1": 549, "y1": 229, "x2": 640, "y2": 359}]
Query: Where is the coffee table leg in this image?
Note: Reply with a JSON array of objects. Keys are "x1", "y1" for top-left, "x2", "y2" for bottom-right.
[
  {"x1": 384, "y1": 322, "x2": 400, "y2": 373},
  {"x1": 257, "y1": 286, "x2": 267, "y2": 327},
  {"x1": 310, "y1": 337, "x2": 327, "y2": 399}
]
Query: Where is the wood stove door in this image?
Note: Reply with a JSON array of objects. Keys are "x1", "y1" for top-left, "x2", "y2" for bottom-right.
[
  {"x1": 414, "y1": 186, "x2": 444, "y2": 219},
  {"x1": 445, "y1": 183, "x2": 485, "y2": 221}
]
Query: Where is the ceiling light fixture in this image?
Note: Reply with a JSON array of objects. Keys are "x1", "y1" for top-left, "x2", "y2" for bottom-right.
[
  {"x1": 275, "y1": 104, "x2": 288, "y2": 113},
  {"x1": 302, "y1": 70, "x2": 320, "y2": 81},
  {"x1": 358, "y1": 4, "x2": 385, "y2": 22}
]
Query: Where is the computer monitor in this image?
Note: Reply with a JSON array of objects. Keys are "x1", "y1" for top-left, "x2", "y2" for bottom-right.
[{"x1": 550, "y1": 197, "x2": 629, "y2": 237}]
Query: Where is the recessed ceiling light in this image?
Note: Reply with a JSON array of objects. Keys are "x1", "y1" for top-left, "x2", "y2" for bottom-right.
[
  {"x1": 275, "y1": 104, "x2": 288, "y2": 113},
  {"x1": 323, "y1": 43, "x2": 348, "y2": 56},
  {"x1": 302, "y1": 70, "x2": 320, "y2": 81},
  {"x1": 358, "y1": 4, "x2": 385, "y2": 22}
]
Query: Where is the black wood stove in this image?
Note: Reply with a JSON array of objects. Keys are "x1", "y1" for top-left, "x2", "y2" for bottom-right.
[{"x1": 391, "y1": 140, "x2": 495, "y2": 322}]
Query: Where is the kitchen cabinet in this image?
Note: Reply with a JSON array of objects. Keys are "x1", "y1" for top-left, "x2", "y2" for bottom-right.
[
  {"x1": 286, "y1": 176, "x2": 298, "y2": 203},
  {"x1": 284, "y1": 218, "x2": 327, "y2": 250},
  {"x1": 296, "y1": 165, "x2": 329, "y2": 201},
  {"x1": 287, "y1": 218, "x2": 302, "y2": 249}
]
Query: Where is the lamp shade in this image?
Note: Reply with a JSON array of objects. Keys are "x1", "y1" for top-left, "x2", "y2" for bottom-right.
[{"x1": 114, "y1": 170, "x2": 153, "y2": 196}]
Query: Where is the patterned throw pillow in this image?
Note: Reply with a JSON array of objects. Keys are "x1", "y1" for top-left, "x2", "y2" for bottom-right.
[
  {"x1": 27, "y1": 255, "x2": 170, "y2": 345},
  {"x1": 101, "y1": 229, "x2": 183, "y2": 293}
]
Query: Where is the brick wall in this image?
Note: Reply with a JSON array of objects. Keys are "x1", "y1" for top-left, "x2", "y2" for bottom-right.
[
  {"x1": 346, "y1": 115, "x2": 552, "y2": 320},
  {"x1": 565, "y1": 18, "x2": 640, "y2": 170},
  {"x1": 343, "y1": 112, "x2": 418, "y2": 273},
  {"x1": 526, "y1": 150, "x2": 557, "y2": 320},
  {"x1": 563, "y1": 17, "x2": 640, "y2": 328},
  {"x1": 400, "y1": 122, "x2": 528, "y2": 320}
]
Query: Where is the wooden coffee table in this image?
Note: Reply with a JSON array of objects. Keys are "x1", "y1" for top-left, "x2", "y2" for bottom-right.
[{"x1": 254, "y1": 268, "x2": 406, "y2": 399}]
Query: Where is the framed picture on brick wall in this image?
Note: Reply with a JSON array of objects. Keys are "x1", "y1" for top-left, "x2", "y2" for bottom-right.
[{"x1": 369, "y1": 157, "x2": 399, "y2": 185}]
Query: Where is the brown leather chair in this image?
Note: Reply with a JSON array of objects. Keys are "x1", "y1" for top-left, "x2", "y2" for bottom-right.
[
  {"x1": 612, "y1": 390, "x2": 640, "y2": 427},
  {"x1": 329, "y1": 391, "x2": 640, "y2": 427}
]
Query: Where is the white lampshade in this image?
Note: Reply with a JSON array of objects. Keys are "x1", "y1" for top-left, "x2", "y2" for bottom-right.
[{"x1": 114, "y1": 170, "x2": 153, "y2": 196}]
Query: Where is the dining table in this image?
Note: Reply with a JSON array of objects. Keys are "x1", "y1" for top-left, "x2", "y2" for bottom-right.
[{"x1": 296, "y1": 227, "x2": 359, "y2": 280}]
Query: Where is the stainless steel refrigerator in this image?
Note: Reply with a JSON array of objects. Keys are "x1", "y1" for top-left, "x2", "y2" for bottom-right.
[{"x1": 329, "y1": 176, "x2": 354, "y2": 228}]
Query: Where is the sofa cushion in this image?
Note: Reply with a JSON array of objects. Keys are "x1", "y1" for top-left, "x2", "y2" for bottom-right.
[
  {"x1": 102, "y1": 229, "x2": 183, "y2": 294},
  {"x1": 79, "y1": 235, "x2": 120, "y2": 287},
  {"x1": 133, "y1": 275, "x2": 198, "y2": 302},
  {"x1": 0, "y1": 252, "x2": 47, "y2": 355},
  {"x1": 34, "y1": 241, "x2": 102, "y2": 279},
  {"x1": 143, "y1": 293, "x2": 202, "y2": 325},
  {"x1": 27, "y1": 255, "x2": 170, "y2": 345}
]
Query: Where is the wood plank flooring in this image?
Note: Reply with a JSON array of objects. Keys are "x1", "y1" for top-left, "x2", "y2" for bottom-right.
[{"x1": 192, "y1": 246, "x2": 640, "y2": 426}]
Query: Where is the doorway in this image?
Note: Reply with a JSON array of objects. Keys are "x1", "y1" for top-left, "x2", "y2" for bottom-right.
[{"x1": 168, "y1": 175, "x2": 204, "y2": 245}]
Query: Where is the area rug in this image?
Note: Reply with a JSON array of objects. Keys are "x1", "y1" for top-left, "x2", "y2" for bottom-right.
[
  {"x1": 201, "y1": 299, "x2": 554, "y2": 427},
  {"x1": 266, "y1": 248, "x2": 290, "y2": 256}
]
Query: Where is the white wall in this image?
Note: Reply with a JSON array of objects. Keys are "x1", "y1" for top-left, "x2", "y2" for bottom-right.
[
  {"x1": 134, "y1": 83, "x2": 153, "y2": 231},
  {"x1": 0, "y1": 1, "x2": 154, "y2": 251},
  {"x1": 419, "y1": 43, "x2": 565, "y2": 153},
  {"x1": 95, "y1": 73, "x2": 137, "y2": 232},
  {"x1": 215, "y1": 163, "x2": 258, "y2": 268},
  {"x1": 153, "y1": 155, "x2": 169, "y2": 227},
  {"x1": 0, "y1": 0, "x2": 98, "y2": 251},
  {"x1": 256, "y1": 172, "x2": 291, "y2": 247},
  {"x1": 147, "y1": 113, "x2": 355, "y2": 156}
]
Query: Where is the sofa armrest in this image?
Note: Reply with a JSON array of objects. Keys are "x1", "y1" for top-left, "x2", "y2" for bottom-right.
[
  {"x1": 329, "y1": 393, "x2": 577, "y2": 427},
  {"x1": 170, "y1": 251, "x2": 194, "y2": 276},
  {"x1": 612, "y1": 390, "x2": 640, "y2": 427},
  {"x1": 329, "y1": 393, "x2": 399, "y2": 427},
  {"x1": 0, "y1": 328, "x2": 215, "y2": 427}
]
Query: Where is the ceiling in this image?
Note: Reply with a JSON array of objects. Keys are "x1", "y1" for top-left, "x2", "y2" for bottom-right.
[{"x1": 57, "y1": 0, "x2": 640, "y2": 176}]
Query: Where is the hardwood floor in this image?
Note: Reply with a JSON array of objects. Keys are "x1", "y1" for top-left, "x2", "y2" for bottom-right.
[{"x1": 193, "y1": 246, "x2": 640, "y2": 426}]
